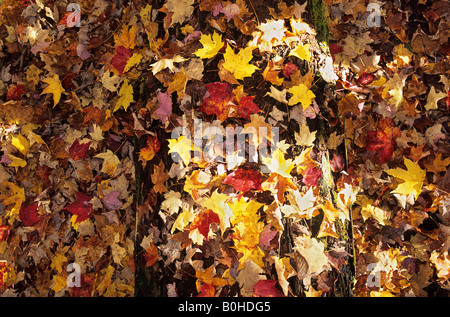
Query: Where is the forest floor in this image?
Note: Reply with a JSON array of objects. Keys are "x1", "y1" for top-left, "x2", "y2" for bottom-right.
[{"x1": 0, "y1": 0, "x2": 449, "y2": 297}]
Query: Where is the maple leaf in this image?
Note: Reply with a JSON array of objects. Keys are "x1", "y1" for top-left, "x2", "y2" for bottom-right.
[
  {"x1": 151, "y1": 55, "x2": 187, "y2": 75},
  {"x1": 266, "y1": 86, "x2": 288, "y2": 103},
  {"x1": 41, "y1": 73, "x2": 65, "y2": 107},
  {"x1": 302, "y1": 165, "x2": 322, "y2": 186},
  {"x1": 6, "y1": 84, "x2": 26, "y2": 101},
  {"x1": 366, "y1": 130, "x2": 394, "y2": 164},
  {"x1": 288, "y1": 84, "x2": 315, "y2": 110},
  {"x1": 163, "y1": 0, "x2": 195, "y2": 26},
  {"x1": 385, "y1": 157, "x2": 426, "y2": 200},
  {"x1": 114, "y1": 79, "x2": 134, "y2": 112},
  {"x1": 0, "y1": 226, "x2": 10, "y2": 242},
  {"x1": 258, "y1": 19, "x2": 285, "y2": 43},
  {"x1": 194, "y1": 32, "x2": 224, "y2": 59},
  {"x1": 111, "y1": 46, "x2": 132, "y2": 74},
  {"x1": 114, "y1": 24, "x2": 137, "y2": 49},
  {"x1": 295, "y1": 121, "x2": 316, "y2": 147},
  {"x1": 262, "y1": 60, "x2": 284, "y2": 85},
  {"x1": 69, "y1": 138, "x2": 91, "y2": 161},
  {"x1": 261, "y1": 173, "x2": 297, "y2": 203},
  {"x1": 253, "y1": 279, "x2": 285, "y2": 297},
  {"x1": 223, "y1": 168, "x2": 262, "y2": 193},
  {"x1": 293, "y1": 236, "x2": 331, "y2": 282},
  {"x1": 189, "y1": 209, "x2": 220, "y2": 239},
  {"x1": 195, "y1": 266, "x2": 228, "y2": 297},
  {"x1": 425, "y1": 86, "x2": 447, "y2": 111},
  {"x1": 237, "y1": 96, "x2": 260, "y2": 119},
  {"x1": 199, "y1": 82, "x2": 234, "y2": 121},
  {"x1": 64, "y1": 192, "x2": 93, "y2": 223},
  {"x1": 222, "y1": 45, "x2": 258, "y2": 81},
  {"x1": 284, "y1": 187, "x2": 319, "y2": 220},
  {"x1": 168, "y1": 134, "x2": 194, "y2": 166},
  {"x1": 289, "y1": 43, "x2": 311, "y2": 61},
  {"x1": 155, "y1": 91, "x2": 172, "y2": 124},
  {"x1": 261, "y1": 149, "x2": 295, "y2": 178},
  {"x1": 160, "y1": 191, "x2": 182, "y2": 215},
  {"x1": 123, "y1": 53, "x2": 143, "y2": 73},
  {"x1": 103, "y1": 191, "x2": 122, "y2": 211},
  {"x1": 95, "y1": 150, "x2": 121, "y2": 176},
  {"x1": 11, "y1": 133, "x2": 29, "y2": 155},
  {"x1": 201, "y1": 190, "x2": 233, "y2": 233},
  {"x1": 19, "y1": 202, "x2": 41, "y2": 226},
  {"x1": 151, "y1": 160, "x2": 169, "y2": 194},
  {"x1": 382, "y1": 73, "x2": 406, "y2": 110},
  {"x1": 138, "y1": 135, "x2": 161, "y2": 166},
  {"x1": 143, "y1": 243, "x2": 159, "y2": 268},
  {"x1": 282, "y1": 62, "x2": 297, "y2": 78}
]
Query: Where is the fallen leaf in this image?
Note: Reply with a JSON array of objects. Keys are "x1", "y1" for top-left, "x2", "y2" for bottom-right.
[
  {"x1": 222, "y1": 45, "x2": 258, "y2": 81},
  {"x1": 41, "y1": 73, "x2": 65, "y2": 107},
  {"x1": 253, "y1": 279, "x2": 284, "y2": 297},
  {"x1": 194, "y1": 32, "x2": 224, "y2": 59},
  {"x1": 19, "y1": 202, "x2": 41, "y2": 226},
  {"x1": 385, "y1": 157, "x2": 426, "y2": 200},
  {"x1": 288, "y1": 84, "x2": 315, "y2": 110},
  {"x1": 64, "y1": 192, "x2": 93, "y2": 223}
]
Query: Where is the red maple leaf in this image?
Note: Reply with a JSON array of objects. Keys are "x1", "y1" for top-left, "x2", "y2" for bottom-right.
[
  {"x1": 199, "y1": 82, "x2": 235, "y2": 121},
  {"x1": 6, "y1": 84, "x2": 26, "y2": 101},
  {"x1": 366, "y1": 130, "x2": 394, "y2": 164},
  {"x1": 253, "y1": 280, "x2": 285, "y2": 297},
  {"x1": 64, "y1": 192, "x2": 93, "y2": 222},
  {"x1": 282, "y1": 62, "x2": 297, "y2": 78},
  {"x1": 190, "y1": 209, "x2": 220, "y2": 238},
  {"x1": 197, "y1": 282, "x2": 215, "y2": 297},
  {"x1": 237, "y1": 96, "x2": 260, "y2": 119},
  {"x1": 223, "y1": 168, "x2": 262, "y2": 192},
  {"x1": 69, "y1": 274, "x2": 95, "y2": 297},
  {"x1": 302, "y1": 166, "x2": 323, "y2": 186},
  {"x1": 19, "y1": 203, "x2": 41, "y2": 226},
  {"x1": 356, "y1": 72, "x2": 375, "y2": 86},
  {"x1": 111, "y1": 46, "x2": 132, "y2": 74},
  {"x1": 0, "y1": 226, "x2": 10, "y2": 242},
  {"x1": 69, "y1": 138, "x2": 91, "y2": 161}
]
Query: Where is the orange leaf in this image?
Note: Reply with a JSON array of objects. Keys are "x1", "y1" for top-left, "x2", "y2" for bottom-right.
[
  {"x1": 143, "y1": 243, "x2": 159, "y2": 267},
  {"x1": 190, "y1": 209, "x2": 220, "y2": 239}
]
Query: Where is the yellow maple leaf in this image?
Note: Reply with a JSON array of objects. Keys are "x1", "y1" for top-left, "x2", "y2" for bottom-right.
[
  {"x1": 114, "y1": 79, "x2": 134, "y2": 112},
  {"x1": 167, "y1": 68, "x2": 187, "y2": 99},
  {"x1": 289, "y1": 43, "x2": 311, "y2": 61},
  {"x1": 222, "y1": 45, "x2": 258, "y2": 81},
  {"x1": 261, "y1": 149, "x2": 295, "y2": 178},
  {"x1": 11, "y1": 133, "x2": 30, "y2": 155},
  {"x1": 1, "y1": 181, "x2": 25, "y2": 222},
  {"x1": 194, "y1": 32, "x2": 224, "y2": 59},
  {"x1": 95, "y1": 149, "x2": 120, "y2": 176},
  {"x1": 171, "y1": 206, "x2": 195, "y2": 233},
  {"x1": 385, "y1": 157, "x2": 426, "y2": 200},
  {"x1": 382, "y1": 73, "x2": 405, "y2": 110},
  {"x1": 6, "y1": 154, "x2": 27, "y2": 168},
  {"x1": 114, "y1": 24, "x2": 137, "y2": 49},
  {"x1": 201, "y1": 189, "x2": 233, "y2": 233},
  {"x1": 168, "y1": 134, "x2": 194, "y2": 166},
  {"x1": 41, "y1": 74, "x2": 65, "y2": 107},
  {"x1": 288, "y1": 83, "x2": 315, "y2": 110},
  {"x1": 123, "y1": 53, "x2": 143, "y2": 73}
]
